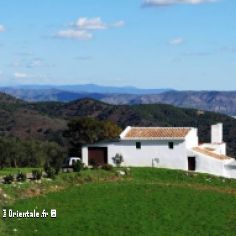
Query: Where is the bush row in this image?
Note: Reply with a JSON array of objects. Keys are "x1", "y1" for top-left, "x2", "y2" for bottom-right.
[{"x1": 0, "y1": 137, "x2": 66, "y2": 171}]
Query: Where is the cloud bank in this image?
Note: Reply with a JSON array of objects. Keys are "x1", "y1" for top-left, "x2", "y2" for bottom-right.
[
  {"x1": 143, "y1": 0, "x2": 217, "y2": 7},
  {"x1": 57, "y1": 29, "x2": 93, "y2": 40},
  {"x1": 56, "y1": 17, "x2": 125, "y2": 40},
  {"x1": 13, "y1": 72, "x2": 29, "y2": 79},
  {"x1": 0, "y1": 25, "x2": 5, "y2": 32},
  {"x1": 169, "y1": 37, "x2": 184, "y2": 45}
]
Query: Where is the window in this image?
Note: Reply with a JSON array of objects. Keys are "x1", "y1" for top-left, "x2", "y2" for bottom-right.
[
  {"x1": 136, "y1": 142, "x2": 141, "y2": 149},
  {"x1": 168, "y1": 142, "x2": 174, "y2": 149}
]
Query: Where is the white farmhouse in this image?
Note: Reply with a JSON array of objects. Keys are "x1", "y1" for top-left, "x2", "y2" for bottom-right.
[{"x1": 82, "y1": 123, "x2": 236, "y2": 179}]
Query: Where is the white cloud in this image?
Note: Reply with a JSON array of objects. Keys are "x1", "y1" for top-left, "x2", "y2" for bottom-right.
[
  {"x1": 13, "y1": 72, "x2": 29, "y2": 79},
  {"x1": 75, "y1": 17, "x2": 107, "y2": 30},
  {"x1": 112, "y1": 20, "x2": 125, "y2": 28},
  {"x1": 13, "y1": 72, "x2": 50, "y2": 84},
  {"x1": 169, "y1": 37, "x2": 184, "y2": 45},
  {"x1": 56, "y1": 17, "x2": 125, "y2": 41},
  {"x1": 0, "y1": 25, "x2": 5, "y2": 32},
  {"x1": 10, "y1": 56, "x2": 53, "y2": 68},
  {"x1": 57, "y1": 29, "x2": 93, "y2": 40},
  {"x1": 143, "y1": 0, "x2": 217, "y2": 7},
  {"x1": 27, "y1": 58, "x2": 54, "y2": 68},
  {"x1": 28, "y1": 59, "x2": 43, "y2": 68}
]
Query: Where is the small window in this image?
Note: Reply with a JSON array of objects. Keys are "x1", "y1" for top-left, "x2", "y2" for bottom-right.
[
  {"x1": 168, "y1": 142, "x2": 174, "y2": 149},
  {"x1": 136, "y1": 142, "x2": 141, "y2": 149}
]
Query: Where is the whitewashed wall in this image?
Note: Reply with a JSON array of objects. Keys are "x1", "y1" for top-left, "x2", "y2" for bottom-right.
[
  {"x1": 110, "y1": 140, "x2": 189, "y2": 169},
  {"x1": 83, "y1": 139, "x2": 190, "y2": 170},
  {"x1": 200, "y1": 143, "x2": 226, "y2": 155},
  {"x1": 185, "y1": 128, "x2": 198, "y2": 149},
  {"x1": 224, "y1": 159, "x2": 236, "y2": 178},
  {"x1": 82, "y1": 147, "x2": 88, "y2": 166},
  {"x1": 189, "y1": 150, "x2": 225, "y2": 177}
]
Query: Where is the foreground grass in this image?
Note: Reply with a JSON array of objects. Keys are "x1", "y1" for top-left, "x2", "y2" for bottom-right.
[
  {"x1": 1, "y1": 168, "x2": 236, "y2": 235},
  {"x1": 0, "y1": 168, "x2": 39, "y2": 177}
]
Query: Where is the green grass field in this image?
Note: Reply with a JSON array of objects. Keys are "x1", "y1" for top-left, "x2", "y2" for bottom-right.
[
  {"x1": 1, "y1": 168, "x2": 236, "y2": 236},
  {"x1": 0, "y1": 168, "x2": 39, "y2": 177}
]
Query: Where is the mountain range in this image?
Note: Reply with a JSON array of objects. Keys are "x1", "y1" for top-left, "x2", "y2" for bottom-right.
[{"x1": 0, "y1": 84, "x2": 236, "y2": 116}]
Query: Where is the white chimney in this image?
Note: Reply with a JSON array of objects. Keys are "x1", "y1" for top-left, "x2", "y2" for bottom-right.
[{"x1": 211, "y1": 123, "x2": 223, "y2": 144}]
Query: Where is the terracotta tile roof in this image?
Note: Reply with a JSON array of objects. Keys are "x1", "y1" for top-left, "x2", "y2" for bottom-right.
[
  {"x1": 192, "y1": 147, "x2": 231, "y2": 160},
  {"x1": 122, "y1": 127, "x2": 191, "y2": 140}
]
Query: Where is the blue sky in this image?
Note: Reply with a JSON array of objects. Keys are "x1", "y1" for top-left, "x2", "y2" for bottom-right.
[{"x1": 0, "y1": 0, "x2": 235, "y2": 90}]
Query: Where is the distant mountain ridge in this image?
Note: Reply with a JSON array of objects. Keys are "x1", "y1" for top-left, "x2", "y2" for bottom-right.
[
  {"x1": 101, "y1": 91, "x2": 236, "y2": 116},
  {"x1": 0, "y1": 88, "x2": 107, "y2": 102},
  {"x1": 1, "y1": 84, "x2": 236, "y2": 116},
  {"x1": 0, "y1": 84, "x2": 171, "y2": 95}
]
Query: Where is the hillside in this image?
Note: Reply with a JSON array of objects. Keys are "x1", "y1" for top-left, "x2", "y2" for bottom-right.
[
  {"x1": 31, "y1": 99, "x2": 236, "y2": 158},
  {"x1": 2, "y1": 168, "x2": 236, "y2": 235},
  {"x1": 0, "y1": 93, "x2": 66, "y2": 141},
  {"x1": 1, "y1": 92, "x2": 236, "y2": 158}
]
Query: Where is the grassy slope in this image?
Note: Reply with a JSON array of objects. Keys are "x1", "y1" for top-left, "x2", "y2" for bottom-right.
[
  {"x1": 0, "y1": 168, "x2": 38, "y2": 177},
  {"x1": 2, "y1": 168, "x2": 236, "y2": 236}
]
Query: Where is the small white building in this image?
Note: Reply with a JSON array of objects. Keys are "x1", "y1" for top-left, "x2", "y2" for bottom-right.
[{"x1": 82, "y1": 123, "x2": 236, "y2": 179}]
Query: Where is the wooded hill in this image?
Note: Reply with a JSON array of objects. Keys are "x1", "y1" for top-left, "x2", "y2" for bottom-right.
[
  {"x1": 0, "y1": 93, "x2": 66, "y2": 141},
  {"x1": 0, "y1": 92, "x2": 236, "y2": 158}
]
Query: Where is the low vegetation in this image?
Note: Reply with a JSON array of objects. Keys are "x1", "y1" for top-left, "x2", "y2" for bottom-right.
[
  {"x1": 0, "y1": 137, "x2": 66, "y2": 169},
  {"x1": 0, "y1": 168, "x2": 236, "y2": 235}
]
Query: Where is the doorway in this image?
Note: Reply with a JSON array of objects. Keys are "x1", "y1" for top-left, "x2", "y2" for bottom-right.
[
  {"x1": 188, "y1": 156, "x2": 196, "y2": 171},
  {"x1": 88, "y1": 147, "x2": 108, "y2": 166}
]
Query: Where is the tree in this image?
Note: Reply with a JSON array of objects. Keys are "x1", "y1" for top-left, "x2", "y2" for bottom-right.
[
  {"x1": 42, "y1": 141, "x2": 66, "y2": 173},
  {"x1": 0, "y1": 137, "x2": 66, "y2": 169},
  {"x1": 65, "y1": 117, "x2": 121, "y2": 156}
]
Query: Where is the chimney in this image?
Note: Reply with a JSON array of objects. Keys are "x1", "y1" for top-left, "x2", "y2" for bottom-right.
[{"x1": 211, "y1": 123, "x2": 223, "y2": 144}]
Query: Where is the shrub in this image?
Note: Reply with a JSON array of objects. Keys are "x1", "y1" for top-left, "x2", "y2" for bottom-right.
[
  {"x1": 72, "y1": 160, "x2": 84, "y2": 172},
  {"x1": 3, "y1": 174, "x2": 14, "y2": 184},
  {"x1": 112, "y1": 153, "x2": 124, "y2": 167},
  {"x1": 83, "y1": 166, "x2": 89, "y2": 170},
  {"x1": 32, "y1": 169, "x2": 42, "y2": 180},
  {"x1": 102, "y1": 164, "x2": 113, "y2": 171},
  {"x1": 90, "y1": 159, "x2": 98, "y2": 168},
  {"x1": 124, "y1": 167, "x2": 131, "y2": 176},
  {"x1": 44, "y1": 165, "x2": 56, "y2": 179},
  {"x1": 16, "y1": 172, "x2": 27, "y2": 182}
]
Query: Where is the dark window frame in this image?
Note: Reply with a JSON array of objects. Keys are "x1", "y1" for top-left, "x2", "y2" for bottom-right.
[{"x1": 168, "y1": 142, "x2": 174, "y2": 149}]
